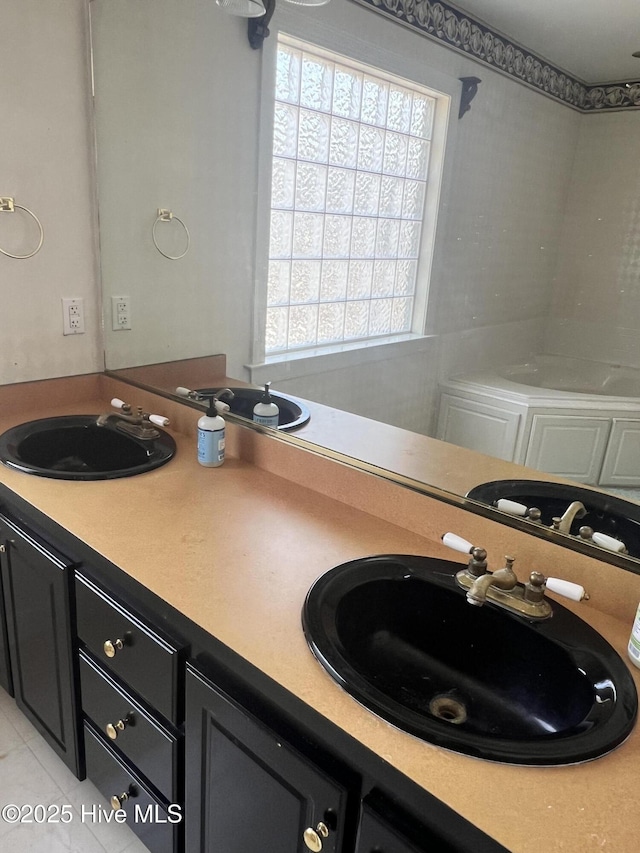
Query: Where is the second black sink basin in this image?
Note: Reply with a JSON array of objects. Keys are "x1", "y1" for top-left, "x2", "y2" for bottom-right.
[
  {"x1": 467, "y1": 480, "x2": 640, "y2": 558},
  {"x1": 303, "y1": 555, "x2": 637, "y2": 765},
  {"x1": 0, "y1": 416, "x2": 176, "y2": 480},
  {"x1": 194, "y1": 387, "x2": 310, "y2": 431}
]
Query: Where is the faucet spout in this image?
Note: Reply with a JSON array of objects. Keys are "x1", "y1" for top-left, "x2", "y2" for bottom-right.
[
  {"x1": 466, "y1": 556, "x2": 518, "y2": 606},
  {"x1": 554, "y1": 501, "x2": 587, "y2": 534}
]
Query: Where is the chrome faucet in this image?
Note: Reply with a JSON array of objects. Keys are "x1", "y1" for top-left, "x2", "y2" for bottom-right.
[{"x1": 552, "y1": 501, "x2": 587, "y2": 534}]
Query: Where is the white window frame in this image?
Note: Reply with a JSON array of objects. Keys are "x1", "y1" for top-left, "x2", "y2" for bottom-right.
[{"x1": 250, "y1": 11, "x2": 457, "y2": 382}]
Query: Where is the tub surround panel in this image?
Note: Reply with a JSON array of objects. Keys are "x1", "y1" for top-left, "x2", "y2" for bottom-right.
[
  {"x1": 548, "y1": 110, "x2": 640, "y2": 369},
  {"x1": 436, "y1": 317, "x2": 545, "y2": 382},
  {"x1": 547, "y1": 317, "x2": 640, "y2": 374}
]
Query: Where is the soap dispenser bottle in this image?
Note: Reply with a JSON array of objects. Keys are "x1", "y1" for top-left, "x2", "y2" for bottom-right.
[
  {"x1": 252, "y1": 382, "x2": 279, "y2": 427},
  {"x1": 628, "y1": 603, "x2": 640, "y2": 668},
  {"x1": 197, "y1": 396, "x2": 226, "y2": 467}
]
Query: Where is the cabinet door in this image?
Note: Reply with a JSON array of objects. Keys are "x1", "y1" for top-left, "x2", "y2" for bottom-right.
[
  {"x1": 524, "y1": 415, "x2": 610, "y2": 484},
  {"x1": 185, "y1": 665, "x2": 347, "y2": 853},
  {"x1": 355, "y1": 791, "x2": 460, "y2": 853},
  {"x1": 356, "y1": 805, "x2": 423, "y2": 853},
  {"x1": 437, "y1": 394, "x2": 521, "y2": 462},
  {"x1": 599, "y1": 419, "x2": 640, "y2": 486},
  {"x1": 0, "y1": 545, "x2": 12, "y2": 695},
  {"x1": 0, "y1": 513, "x2": 79, "y2": 775}
]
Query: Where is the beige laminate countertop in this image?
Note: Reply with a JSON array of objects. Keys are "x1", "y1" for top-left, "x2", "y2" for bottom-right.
[{"x1": 1, "y1": 375, "x2": 639, "y2": 852}]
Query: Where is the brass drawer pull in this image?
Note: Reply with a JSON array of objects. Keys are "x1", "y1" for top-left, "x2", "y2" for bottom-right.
[
  {"x1": 103, "y1": 638, "x2": 124, "y2": 658},
  {"x1": 303, "y1": 822, "x2": 329, "y2": 852},
  {"x1": 105, "y1": 713, "x2": 134, "y2": 740},
  {"x1": 110, "y1": 789, "x2": 131, "y2": 810}
]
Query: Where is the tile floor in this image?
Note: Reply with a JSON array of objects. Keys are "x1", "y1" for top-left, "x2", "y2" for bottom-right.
[{"x1": 0, "y1": 687, "x2": 148, "y2": 853}]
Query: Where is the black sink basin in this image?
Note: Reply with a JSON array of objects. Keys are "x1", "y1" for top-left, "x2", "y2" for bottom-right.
[
  {"x1": 303, "y1": 555, "x2": 637, "y2": 764},
  {"x1": 0, "y1": 416, "x2": 176, "y2": 481},
  {"x1": 194, "y1": 387, "x2": 310, "y2": 431},
  {"x1": 467, "y1": 480, "x2": 640, "y2": 558}
]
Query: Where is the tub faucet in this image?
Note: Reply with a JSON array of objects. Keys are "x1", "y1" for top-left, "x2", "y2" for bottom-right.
[
  {"x1": 552, "y1": 501, "x2": 587, "y2": 534},
  {"x1": 466, "y1": 556, "x2": 518, "y2": 606}
]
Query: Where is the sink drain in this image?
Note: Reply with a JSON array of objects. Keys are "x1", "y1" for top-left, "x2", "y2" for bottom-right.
[{"x1": 429, "y1": 694, "x2": 468, "y2": 725}]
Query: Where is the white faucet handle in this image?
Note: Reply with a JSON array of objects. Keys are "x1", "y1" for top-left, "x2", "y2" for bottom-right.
[
  {"x1": 591, "y1": 532, "x2": 627, "y2": 553},
  {"x1": 175, "y1": 386, "x2": 192, "y2": 398},
  {"x1": 442, "y1": 533, "x2": 474, "y2": 554},
  {"x1": 148, "y1": 414, "x2": 170, "y2": 428},
  {"x1": 495, "y1": 499, "x2": 529, "y2": 516},
  {"x1": 545, "y1": 577, "x2": 589, "y2": 601},
  {"x1": 110, "y1": 398, "x2": 127, "y2": 410}
]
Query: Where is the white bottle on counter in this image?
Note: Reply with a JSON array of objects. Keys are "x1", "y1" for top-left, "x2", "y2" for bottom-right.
[
  {"x1": 253, "y1": 381, "x2": 279, "y2": 428},
  {"x1": 197, "y1": 399, "x2": 226, "y2": 467},
  {"x1": 628, "y1": 603, "x2": 640, "y2": 668}
]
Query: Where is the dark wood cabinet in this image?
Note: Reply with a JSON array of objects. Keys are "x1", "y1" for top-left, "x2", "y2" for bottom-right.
[
  {"x1": 0, "y1": 511, "x2": 80, "y2": 775},
  {"x1": 0, "y1": 489, "x2": 506, "y2": 853},
  {"x1": 79, "y1": 649, "x2": 181, "y2": 802},
  {"x1": 0, "y1": 545, "x2": 12, "y2": 695},
  {"x1": 84, "y1": 720, "x2": 181, "y2": 853},
  {"x1": 185, "y1": 664, "x2": 349, "y2": 853},
  {"x1": 76, "y1": 572, "x2": 182, "y2": 725},
  {"x1": 75, "y1": 571, "x2": 186, "y2": 853},
  {"x1": 355, "y1": 790, "x2": 462, "y2": 853}
]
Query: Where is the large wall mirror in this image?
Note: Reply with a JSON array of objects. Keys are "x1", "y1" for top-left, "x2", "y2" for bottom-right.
[{"x1": 92, "y1": 0, "x2": 640, "y2": 569}]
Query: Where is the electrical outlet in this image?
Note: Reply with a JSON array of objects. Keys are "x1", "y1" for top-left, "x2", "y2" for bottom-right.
[
  {"x1": 111, "y1": 295, "x2": 132, "y2": 330},
  {"x1": 62, "y1": 298, "x2": 85, "y2": 335}
]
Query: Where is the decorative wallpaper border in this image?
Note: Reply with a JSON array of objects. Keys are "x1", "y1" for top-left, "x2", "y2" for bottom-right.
[{"x1": 351, "y1": 0, "x2": 640, "y2": 112}]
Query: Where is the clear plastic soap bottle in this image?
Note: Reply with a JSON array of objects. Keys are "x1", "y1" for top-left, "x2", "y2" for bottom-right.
[
  {"x1": 628, "y1": 603, "x2": 640, "y2": 668},
  {"x1": 252, "y1": 381, "x2": 279, "y2": 427},
  {"x1": 197, "y1": 396, "x2": 226, "y2": 467}
]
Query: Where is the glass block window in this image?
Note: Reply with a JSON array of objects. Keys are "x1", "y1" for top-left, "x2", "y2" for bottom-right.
[{"x1": 265, "y1": 34, "x2": 440, "y2": 354}]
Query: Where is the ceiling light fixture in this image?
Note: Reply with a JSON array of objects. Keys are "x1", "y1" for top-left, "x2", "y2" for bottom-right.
[
  {"x1": 216, "y1": 0, "x2": 266, "y2": 17},
  {"x1": 217, "y1": 0, "x2": 331, "y2": 49}
]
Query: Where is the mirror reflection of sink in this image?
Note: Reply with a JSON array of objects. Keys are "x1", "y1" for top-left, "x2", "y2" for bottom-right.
[
  {"x1": 467, "y1": 480, "x2": 640, "y2": 558},
  {"x1": 303, "y1": 555, "x2": 637, "y2": 765},
  {"x1": 0, "y1": 415, "x2": 176, "y2": 481},
  {"x1": 194, "y1": 387, "x2": 310, "y2": 431}
]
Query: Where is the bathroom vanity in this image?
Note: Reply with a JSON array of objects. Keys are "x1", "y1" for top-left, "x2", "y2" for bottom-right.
[{"x1": 0, "y1": 374, "x2": 639, "y2": 853}]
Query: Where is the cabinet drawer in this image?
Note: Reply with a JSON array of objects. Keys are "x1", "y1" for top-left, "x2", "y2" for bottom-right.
[
  {"x1": 79, "y1": 650, "x2": 180, "y2": 802},
  {"x1": 84, "y1": 722, "x2": 181, "y2": 853},
  {"x1": 75, "y1": 572, "x2": 181, "y2": 723}
]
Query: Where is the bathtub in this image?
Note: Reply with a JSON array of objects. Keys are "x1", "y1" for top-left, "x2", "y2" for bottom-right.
[
  {"x1": 437, "y1": 355, "x2": 640, "y2": 487},
  {"x1": 489, "y1": 355, "x2": 640, "y2": 399}
]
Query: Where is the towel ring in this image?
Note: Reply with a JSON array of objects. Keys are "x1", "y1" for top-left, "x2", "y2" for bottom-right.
[
  {"x1": 0, "y1": 197, "x2": 44, "y2": 259},
  {"x1": 152, "y1": 208, "x2": 190, "y2": 260}
]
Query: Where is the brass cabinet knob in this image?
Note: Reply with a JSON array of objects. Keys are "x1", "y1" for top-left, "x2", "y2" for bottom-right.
[
  {"x1": 303, "y1": 822, "x2": 329, "y2": 852},
  {"x1": 110, "y1": 791, "x2": 130, "y2": 810},
  {"x1": 0, "y1": 544, "x2": 5, "y2": 553},
  {"x1": 106, "y1": 713, "x2": 133, "y2": 740},
  {"x1": 103, "y1": 638, "x2": 124, "y2": 658}
]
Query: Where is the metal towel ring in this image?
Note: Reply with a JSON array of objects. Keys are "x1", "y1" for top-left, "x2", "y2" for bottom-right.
[
  {"x1": 152, "y1": 208, "x2": 190, "y2": 260},
  {"x1": 0, "y1": 197, "x2": 44, "y2": 259}
]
